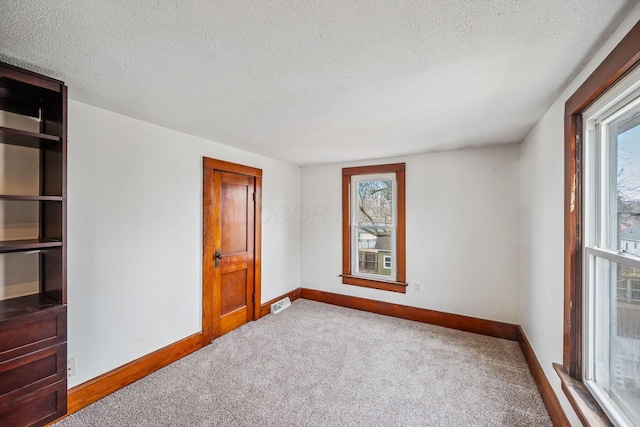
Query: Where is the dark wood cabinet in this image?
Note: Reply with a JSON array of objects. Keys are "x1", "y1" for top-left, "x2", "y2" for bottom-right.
[{"x1": 0, "y1": 62, "x2": 67, "y2": 426}]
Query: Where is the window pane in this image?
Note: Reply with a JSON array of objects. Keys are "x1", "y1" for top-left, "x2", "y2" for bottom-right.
[
  {"x1": 356, "y1": 180, "x2": 392, "y2": 226},
  {"x1": 355, "y1": 226, "x2": 392, "y2": 277},
  {"x1": 383, "y1": 256, "x2": 392, "y2": 269},
  {"x1": 591, "y1": 257, "x2": 640, "y2": 425},
  {"x1": 615, "y1": 114, "x2": 640, "y2": 254}
]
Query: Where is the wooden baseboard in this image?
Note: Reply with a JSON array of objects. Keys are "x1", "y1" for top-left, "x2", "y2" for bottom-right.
[
  {"x1": 66, "y1": 332, "x2": 203, "y2": 414},
  {"x1": 517, "y1": 327, "x2": 570, "y2": 427},
  {"x1": 260, "y1": 288, "x2": 301, "y2": 317},
  {"x1": 299, "y1": 288, "x2": 519, "y2": 341}
]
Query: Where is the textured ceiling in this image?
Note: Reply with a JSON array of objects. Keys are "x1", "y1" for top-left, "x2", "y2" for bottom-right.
[{"x1": 0, "y1": 1, "x2": 633, "y2": 165}]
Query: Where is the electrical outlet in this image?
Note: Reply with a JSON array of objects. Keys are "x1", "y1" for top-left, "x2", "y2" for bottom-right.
[
  {"x1": 67, "y1": 358, "x2": 76, "y2": 377},
  {"x1": 415, "y1": 283, "x2": 420, "y2": 292}
]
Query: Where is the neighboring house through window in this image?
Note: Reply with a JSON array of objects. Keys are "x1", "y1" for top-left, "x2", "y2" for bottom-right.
[{"x1": 342, "y1": 163, "x2": 406, "y2": 293}]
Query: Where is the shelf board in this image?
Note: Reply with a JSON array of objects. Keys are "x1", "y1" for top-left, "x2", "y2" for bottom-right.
[
  {"x1": 0, "y1": 239, "x2": 62, "y2": 253},
  {"x1": 0, "y1": 195, "x2": 63, "y2": 201},
  {"x1": 0, "y1": 126, "x2": 60, "y2": 149},
  {"x1": 0, "y1": 294, "x2": 61, "y2": 321}
]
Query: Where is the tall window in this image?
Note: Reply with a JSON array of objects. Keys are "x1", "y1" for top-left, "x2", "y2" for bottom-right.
[
  {"x1": 562, "y1": 21, "x2": 640, "y2": 427},
  {"x1": 583, "y1": 74, "x2": 640, "y2": 426},
  {"x1": 342, "y1": 163, "x2": 406, "y2": 293}
]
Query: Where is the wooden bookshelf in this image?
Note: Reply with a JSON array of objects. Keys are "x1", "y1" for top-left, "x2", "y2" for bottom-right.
[{"x1": 0, "y1": 61, "x2": 68, "y2": 426}]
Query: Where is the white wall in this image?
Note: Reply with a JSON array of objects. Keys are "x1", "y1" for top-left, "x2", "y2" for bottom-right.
[
  {"x1": 66, "y1": 100, "x2": 300, "y2": 387},
  {"x1": 519, "y1": 6, "x2": 640, "y2": 426},
  {"x1": 301, "y1": 145, "x2": 520, "y2": 323}
]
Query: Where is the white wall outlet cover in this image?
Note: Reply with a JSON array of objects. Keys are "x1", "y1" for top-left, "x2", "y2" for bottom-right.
[{"x1": 67, "y1": 358, "x2": 76, "y2": 377}]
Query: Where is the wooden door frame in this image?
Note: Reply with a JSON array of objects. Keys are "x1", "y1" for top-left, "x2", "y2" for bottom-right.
[{"x1": 202, "y1": 157, "x2": 263, "y2": 344}]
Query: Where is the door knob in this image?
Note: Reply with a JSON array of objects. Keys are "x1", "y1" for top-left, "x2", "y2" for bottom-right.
[{"x1": 215, "y1": 250, "x2": 224, "y2": 267}]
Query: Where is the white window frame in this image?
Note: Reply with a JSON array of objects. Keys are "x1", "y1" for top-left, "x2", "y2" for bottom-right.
[
  {"x1": 583, "y1": 64, "x2": 640, "y2": 427},
  {"x1": 350, "y1": 173, "x2": 397, "y2": 281}
]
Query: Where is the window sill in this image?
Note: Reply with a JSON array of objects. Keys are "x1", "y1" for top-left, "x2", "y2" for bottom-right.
[
  {"x1": 341, "y1": 275, "x2": 407, "y2": 293},
  {"x1": 553, "y1": 363, "x2": 613, "y2": 427}
]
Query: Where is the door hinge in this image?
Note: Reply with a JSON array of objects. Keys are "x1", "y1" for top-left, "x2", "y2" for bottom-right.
[
  {"x1": 252, "y1": 293, "x2": 255, "y2": 304},
  {"x1": 252, "y1": 192, "x2": 256, "y2": 202}
]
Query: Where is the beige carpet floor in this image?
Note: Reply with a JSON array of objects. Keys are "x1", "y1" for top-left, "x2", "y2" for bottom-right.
[{"x1": 54, "y1": 299, "x2": 552, "y2": 426}]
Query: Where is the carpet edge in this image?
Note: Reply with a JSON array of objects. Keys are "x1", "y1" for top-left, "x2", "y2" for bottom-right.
[
  {"x1": 65, "y1": 332, "x2": 203, "y2": 416},
  {"x1": 517, "y1": 326, "x2": 571, "y2": 427},
  {"x1": 299, "y1": 288, "x2": 519, "y2": 340}
]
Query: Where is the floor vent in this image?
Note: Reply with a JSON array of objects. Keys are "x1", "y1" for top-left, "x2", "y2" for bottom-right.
[{"x1": 270, "y1": 297, "x2": 292, "y2": 314}]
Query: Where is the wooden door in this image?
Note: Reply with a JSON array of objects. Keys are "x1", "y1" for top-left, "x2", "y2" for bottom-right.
[
  {"x1": 203, "y1": 158, "x2": 262, "y2": 343},
  {"x1": 213, "y1": 171, "x2": 254, "y2": 337}
]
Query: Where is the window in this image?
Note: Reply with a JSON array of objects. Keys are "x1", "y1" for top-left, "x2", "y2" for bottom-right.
[
  {"x1": 342, "y1": 163, "x2": 406, "y2": 293},
  {"x1": 583, "y1": 77, "x2": 640, "y2": 426},
  {"x1": 383, "y1": 255, "x2": 392, "y2": 270},
  {"x1": 563, "y1": 22, "x2": 640, "y2": 427}
]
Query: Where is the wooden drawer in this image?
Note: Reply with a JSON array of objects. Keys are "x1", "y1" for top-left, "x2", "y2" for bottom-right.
[
  {"x1": 0, "y1": 343, "x2": 66, "y2": 406},
  {"x1": 0, "y1": 305, "x2": 66, "y2": 362},
  {"x1": 0, "y1": 379, "x2": 67, "y2": 427}
]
